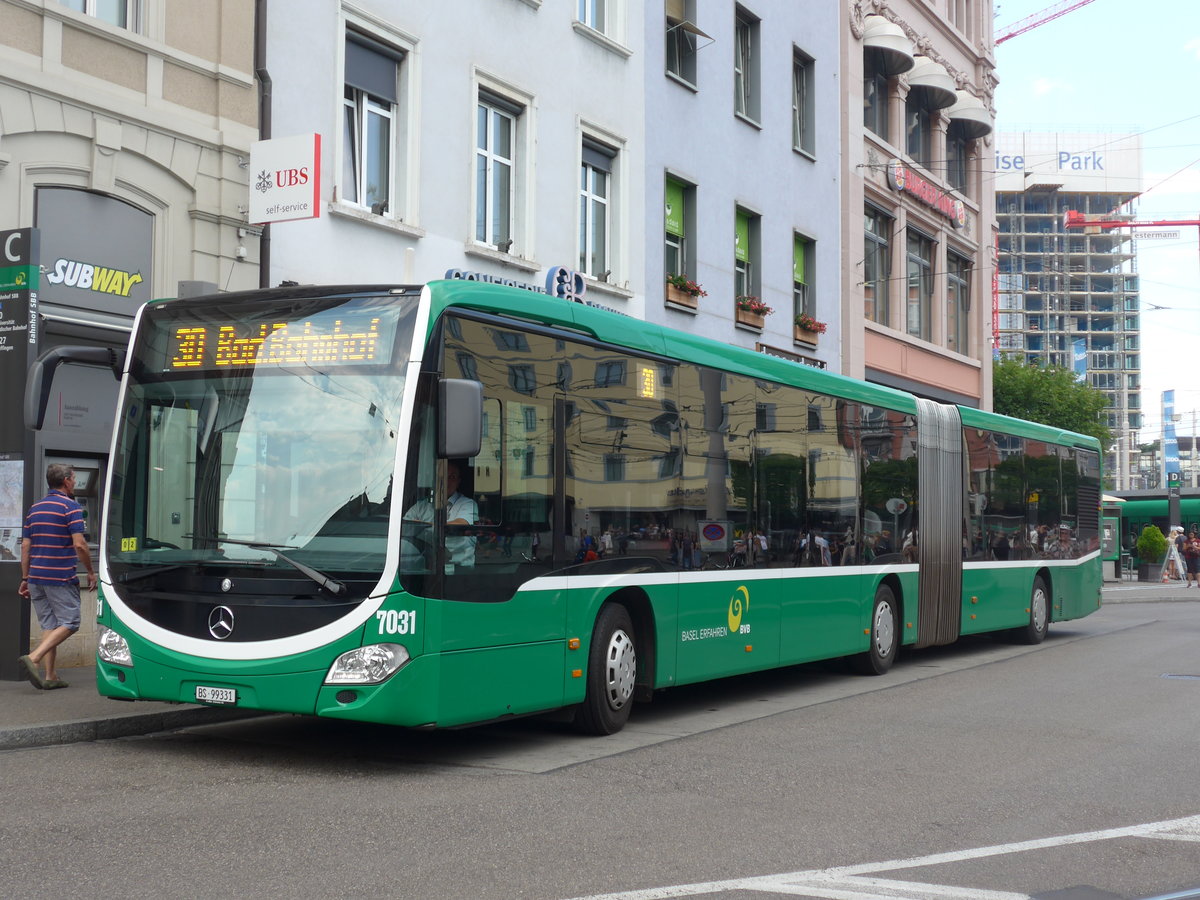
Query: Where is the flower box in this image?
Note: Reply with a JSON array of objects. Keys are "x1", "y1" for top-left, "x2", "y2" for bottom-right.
[
  {"x1": 794, "y1": 325, "x2": 819, "y2": 345},
  {"x1": 735, "y1": 309, "x2": 765, "y2": 329},
  {"x1": 665, "y1": 283, "x2": 698, "y2": 309}
]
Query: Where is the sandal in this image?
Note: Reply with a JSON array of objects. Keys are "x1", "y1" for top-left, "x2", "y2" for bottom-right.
[
  {"x1": 18, "y1": 655, "x2": 45, "y2": 690},
  {"x1": 43, "y1": 679, "x2": 69, "y2": 690}
]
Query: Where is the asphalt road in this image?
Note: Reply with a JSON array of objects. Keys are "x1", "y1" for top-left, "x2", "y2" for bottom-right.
[{"x1": 2, "y1": 594, "x2": 1198, "y2": 900}]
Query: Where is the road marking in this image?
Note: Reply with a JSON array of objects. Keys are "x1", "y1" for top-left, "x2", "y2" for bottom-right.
[{"x1": 562, "y1": 814, "x2": 1200, "y2": 900}]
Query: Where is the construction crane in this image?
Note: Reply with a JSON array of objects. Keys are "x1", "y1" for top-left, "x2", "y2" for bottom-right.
[
  {"x1": 995, "y1": 0, "x2": 1098, "y2": 45},
  {"x1": 1064, "y1": 210, "x2": 1200, "y2": 231}
]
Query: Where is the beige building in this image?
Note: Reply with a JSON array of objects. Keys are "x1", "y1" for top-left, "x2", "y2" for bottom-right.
[
  {"x1": 0, "y1": 0, "x2": 259, "y2": 671},
  {"x1": 841, "y1": 0, "x2": 996, "y2": 408}
]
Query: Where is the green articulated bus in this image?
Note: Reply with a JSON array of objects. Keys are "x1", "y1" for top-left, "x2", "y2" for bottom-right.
[{"x1": 26, "y1": 280, "x2": 1103, "y2": 734}]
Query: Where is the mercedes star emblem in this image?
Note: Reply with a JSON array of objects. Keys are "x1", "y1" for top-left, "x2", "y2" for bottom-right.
[{"x1": 208, "y1": 605, "x2": 235, "y2": 640}]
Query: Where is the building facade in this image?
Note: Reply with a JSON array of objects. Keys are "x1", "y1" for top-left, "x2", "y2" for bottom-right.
[
  {"x1": 0, "y1": 0, "x2": 258, "y2": 673},
  {"x1": 262, "y1": 1, "x2": 841, "y2": 370},
  {"x1": 994, "y1": 131, "x2": 1144, "y2": 487},
  {"x1": 841, "y1": 0, "x2": 996, "y2": 407}
]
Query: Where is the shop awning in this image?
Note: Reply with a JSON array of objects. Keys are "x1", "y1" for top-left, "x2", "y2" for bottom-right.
[
  {"x1": 947, "y1": 90, "x2": 992, "y2": 139},
  {"x1": 906, "y1": 56, "x2": 957, "y2": 110},
  {"x1": 862, "y1": 15, "x2": 914, "y2": 76}
]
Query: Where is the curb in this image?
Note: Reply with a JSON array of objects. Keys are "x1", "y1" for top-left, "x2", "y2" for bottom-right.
[{"x1": 0, "y1": 706, "x2": 266, "y2": 751}]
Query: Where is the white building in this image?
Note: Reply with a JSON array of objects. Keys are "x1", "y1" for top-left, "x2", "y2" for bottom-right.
[{"x1": 262, "y1": 1, "x2": 841, "y2": 369}]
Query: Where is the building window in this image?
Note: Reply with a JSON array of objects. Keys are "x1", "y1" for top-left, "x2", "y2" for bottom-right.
[
  {"x1": 946, "y1": 121, "x2": 971, "y2": 194},
  {"x1": 793, "y1": 234, "x2": 813, "y2": 319},
  {"x1": 734, "y1": 209, "x2": 758, "y2": 300},
  {"x1": 604, "y1": 454, "x2": 626, "y2": 482},
  {"x1": 343, "y1": 32, "x2": 403, "y2": 215},
  {"x1": 578, "y1": 0, "x2": 606, "y2": 32},
  {"x1": 863, "y1": 50, "x2": 890, "y2": 140},
  {"x1": 664, "y1": 177, "x2": 693, "y2": 287},
  {"x1": 62, "y1": 0, "x2": 136, "y2": 29},
  {"x1": 948, "y1": 0, "x2": 971, "y2": 35},
  {"x1": 595, "y1": 360, "x2": 627, "y2": 387},
  {"x1": 792, "y1": 50, "x2": 815, "y2": 156},
  {"x1": 864, "y1": 205, "x2": 892, "y2": 324},
  {"x1": 904, "y1": 97, "x2": 931, "y2": 168},
  {"x1": 946, "y1": 251, "x2": 970, "y2": 354},
  {"x1": 906, "y1": 230, "x2": 934, "y2": 341},
  {"x1": 733, "y1": 8, "x2": 759, "y2": 121},
  {"x1": 476, "y1": 91, "x2": 521, "y2": 250},
  {"x1": 579, "y1": 139, "x2": 615, "y2": 278},
  {"x1": 508, "y1": 364, "x2": 537, "y2": 395},
  {"x1": 665, "y1": 0, "x2": 700, "y2": 84}
]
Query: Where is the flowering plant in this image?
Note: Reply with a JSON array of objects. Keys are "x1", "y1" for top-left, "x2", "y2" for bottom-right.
[
  {"x1": 794, "y1": 312, "x2": 827, "y2": 333},
  {"x1": 735, "y1": 295, "x2": 773, "y2": 316},
  {"x1": 666, "y1": 274, "x2": 707, "y2": 297}
]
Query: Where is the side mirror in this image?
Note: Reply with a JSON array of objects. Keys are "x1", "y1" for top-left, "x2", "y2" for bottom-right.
[
  {"x1": 438, "y1": 378, "x2": 482, "y2": 459},
  {"x1": 25, "y1": 345, "x2": 125, "y2": 430}
]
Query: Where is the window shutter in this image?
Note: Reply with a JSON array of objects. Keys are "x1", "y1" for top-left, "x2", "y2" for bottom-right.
[{"x1": 345, "y1": 33, "x2": 400, "y2": 104}]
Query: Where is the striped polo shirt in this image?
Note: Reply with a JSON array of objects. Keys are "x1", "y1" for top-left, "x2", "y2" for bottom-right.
[{"x1": 22, "y1": 489, "x2": 85, "y2": 585}]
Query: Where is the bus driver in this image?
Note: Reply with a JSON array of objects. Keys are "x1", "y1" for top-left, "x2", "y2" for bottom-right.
[{"x1": 403, "y1": 461, "x2": 478, "y2": 569}]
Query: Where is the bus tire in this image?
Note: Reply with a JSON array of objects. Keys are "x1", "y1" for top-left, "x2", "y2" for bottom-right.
[
  {"x1": 1015, "y1": 575, "x2": 1050, "y2": 645},
  {"x1": 853, "y1": 584, "x2": 899, "y2": 675},
  {"x1": 574, "y1": 604, "x2": 637, "y2": 735}
]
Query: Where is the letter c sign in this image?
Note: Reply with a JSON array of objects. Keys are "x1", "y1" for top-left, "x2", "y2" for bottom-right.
[{"x1": 4, "y1": 232, "x2": 22, "y2": 264}]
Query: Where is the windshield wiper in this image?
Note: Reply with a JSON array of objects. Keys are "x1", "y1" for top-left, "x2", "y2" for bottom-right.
[
  {"x1": 214, "y1": 537, "x2": 347, "y2": 597},
  {"x1": 118, "y1": 563, "x2": 195, "y2": 585}
]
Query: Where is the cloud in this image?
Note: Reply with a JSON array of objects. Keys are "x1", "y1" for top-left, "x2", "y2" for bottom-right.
[
  {"x1": 1185, "y1": 37, "x2": 1200, "y2": 60},
  {"x1": 1031, "y1": 77, "x2": 1071, "y2": 97}
]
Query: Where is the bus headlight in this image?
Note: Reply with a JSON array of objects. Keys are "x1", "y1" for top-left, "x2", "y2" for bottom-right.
[
  {"x1": 325, "y1": 644, "x2": 409, "y2": 685},
  {"x1": 97, "y1": 625, "x2": 133, "y2": 667}
]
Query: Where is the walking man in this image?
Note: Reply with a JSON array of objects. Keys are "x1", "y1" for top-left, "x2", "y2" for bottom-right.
[{"x1": 17, "y1": 464, "x2": 96, "y2": 689}]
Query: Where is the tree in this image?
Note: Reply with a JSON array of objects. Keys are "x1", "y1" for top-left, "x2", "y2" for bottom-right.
[{"x1": 992, "y1": 356, "x2": 1112, "y2": 448}]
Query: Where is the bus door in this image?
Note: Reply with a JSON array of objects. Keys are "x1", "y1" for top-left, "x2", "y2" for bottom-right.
[{"x1": 914, "y1": 399, "x2": 964, "y2": 648}]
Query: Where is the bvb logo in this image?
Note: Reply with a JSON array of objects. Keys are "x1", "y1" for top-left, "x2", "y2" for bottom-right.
[{"x1": 727, "y1": 586, "x2": 750, "y2": 634}]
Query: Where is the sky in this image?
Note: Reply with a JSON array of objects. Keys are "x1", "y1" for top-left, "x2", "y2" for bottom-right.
[{"x1": 992, "y1": 0, "x2": 1200, "y2": 446}]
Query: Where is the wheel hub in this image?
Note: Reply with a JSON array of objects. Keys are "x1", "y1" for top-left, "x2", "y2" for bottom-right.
[
  {"x1": 874, "y1": 602, "x2": 895, "y2": 657},
  {"x1": 1032, "y1": 587, "x2": 1048, "y2": 632},
  {"x1": 604, "y1": 629, "x2": 636, "y2": 710}
]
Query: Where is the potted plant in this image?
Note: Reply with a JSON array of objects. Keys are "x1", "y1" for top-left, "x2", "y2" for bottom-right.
[
  {"x1": 1135, "y1": 524, "x2": 1168, "y2": 582},
  {"x1": 665, "y1": 274, "x2": 706, "y2": 309},
  {"x1": 734, "y1": 295, "x2": 772, "y2": 328},
  {"x1": 794, "y1": 312, "x2": 827, "y2": 344}
]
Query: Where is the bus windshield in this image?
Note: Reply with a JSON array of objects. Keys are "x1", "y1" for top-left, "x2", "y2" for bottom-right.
[{"x1": 105, "y1": 291, "x2": 417, "y2": 597}]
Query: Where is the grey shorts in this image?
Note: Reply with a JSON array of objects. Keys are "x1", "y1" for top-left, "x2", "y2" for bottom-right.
[{"x1": 29, "y1": 582, "x2": 82, "y2": 632}]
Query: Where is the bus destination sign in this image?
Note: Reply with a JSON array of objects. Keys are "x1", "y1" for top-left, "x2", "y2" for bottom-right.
[{"x1": 166, "y1": 312, "x2": 395, "y2": 371}]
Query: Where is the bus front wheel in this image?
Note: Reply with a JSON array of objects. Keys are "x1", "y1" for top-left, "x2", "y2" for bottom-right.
[
  {"x1": 1014, "y1": 575, "x2": 1050, "y2": 645},
  {"x1": 574, "y1": 604, "x2": 637, "y2": 735},
  {"x1": 853, "y1": 584, "x2": 898, "y2": 675}
]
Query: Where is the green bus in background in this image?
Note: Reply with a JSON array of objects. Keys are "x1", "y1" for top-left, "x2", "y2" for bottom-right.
[{"x1": 27, "y1": 280, "x2": 1104, "y2": 734}]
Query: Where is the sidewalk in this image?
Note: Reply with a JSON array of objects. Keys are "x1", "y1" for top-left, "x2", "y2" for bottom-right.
[
  {"x1": 3, "y1": 582, "x2": 1196, "y2": 752},
  {"x1": 1, "y1": 665, "x2": 262, "y2": 751}
]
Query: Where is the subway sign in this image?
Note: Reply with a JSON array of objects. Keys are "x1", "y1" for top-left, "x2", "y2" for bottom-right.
[{"x1": 887, "y1": 159, "x2": 966, "y2": 228}]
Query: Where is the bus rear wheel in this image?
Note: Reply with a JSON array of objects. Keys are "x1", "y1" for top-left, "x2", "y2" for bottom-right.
[
  {"x1": 574, "y1": 604, "x2": 637, "y2": 735},
  {"x1": 853, "y1": 584, "x2": 898, "y2": 675},
  {"x1": 1014, "y1": 575, "x2": 1050, "y2": 645}
]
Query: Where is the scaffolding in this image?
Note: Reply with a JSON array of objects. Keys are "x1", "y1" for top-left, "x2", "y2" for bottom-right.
[{"x1": 996, "y1": 186, "x2": 1142, "y2": 487}]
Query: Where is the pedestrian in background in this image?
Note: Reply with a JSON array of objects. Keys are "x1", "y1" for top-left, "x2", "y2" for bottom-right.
[
  {"x1": 17, "y1": 464, "x2": 96, "y2": 690},
  {"x1": 1185, "y1": 531, "x2": 1200, "y2": 588}
]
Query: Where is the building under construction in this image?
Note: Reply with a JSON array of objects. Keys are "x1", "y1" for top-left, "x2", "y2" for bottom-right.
[{"x1": 994, "y1": 132, "x2": 1143, "y2": 488}]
